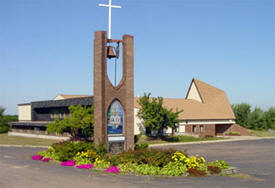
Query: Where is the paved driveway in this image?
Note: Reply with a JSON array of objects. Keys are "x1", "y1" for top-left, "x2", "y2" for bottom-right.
[{"x1": 0, "y1": 138, "x2": 274, "y2": 188}]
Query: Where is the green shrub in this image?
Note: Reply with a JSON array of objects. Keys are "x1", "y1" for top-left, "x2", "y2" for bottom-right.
[
  {"x1": 37, "y1": 146, "x2": 59, "y2": 161},
  {"x1": 0, "y1": 112, "x2": 17, "y2": 134},
  {"x1": 207, "y1": 160, "x2": 229, "y2": 170},
  {"x1": 225, "y1": 132, "x2": 241, "y2": 136},
  {"x1": 135, "y1": 143, "x2": 149, "y2": 150},
  {"x1": 119, "y1": 148, "x2": 177, "y2": 167},
  {"x1": 94, "y1": 158, "x2": 110, "y2": 169},
  {"x1": 136, "y1": 164, "x2": 160, "y2": 175},
  {"x1": 73, "y1": 150, "x2": 97, "y2": 165},
  {"x1": 118, "y1": 163, "x2": 139, "y2": 173},
  {"x1": 160, "y1": 161, "x2": 187, "y2": 176},
  {"x1": 103, "y1": 153, "x2": 121, "y2": 166},
  {"x1": 197, "y1": 164, "x2": 208, "y2": 174},
  {"x1": 0, "y1": 125, "x2": 10, "y2": 133},
  {"x1": 94, "y1": 143, "x2": 107, "y2": 157},
  {"x1": 74, "y1": 156, "x2": 93, "y2": 165},
  {"x1": 52, "y1": 141, "x2": 95, "y2": 161},
  {"x1": 134, "y1": 134, "x2": 142, "y2": 144}
]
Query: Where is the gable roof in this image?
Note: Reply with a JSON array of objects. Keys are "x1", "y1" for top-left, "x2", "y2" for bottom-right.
[
  {"x1": 185, "y1": 80, "x2": 203, "y2": 102},
  {"x1": 51, "y1": 79, "x2": 235, "y2": 120},
  {"x1": 134, "y1": 79, "x2": 236, "y2": 120}
]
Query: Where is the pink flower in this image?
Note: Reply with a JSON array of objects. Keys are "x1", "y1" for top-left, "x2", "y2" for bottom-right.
[
  {"x1": 42, "y1": 158, "x2": 51, "y2": 162},
  {"x1": 61, "y1": 160, "x2": 75, "y2": 166},
  {"x1": 105, "y1": 166, "x2": 120, "y2": 174},
  {"x1": 76, "y1": 164, "x2": 94, "y2": 169},
  {"x1": 32, "y1": 155, "x2": 43, "y2": 160}
]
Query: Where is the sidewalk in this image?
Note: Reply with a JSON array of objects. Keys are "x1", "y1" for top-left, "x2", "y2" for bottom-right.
[
  {"x1": 0, "y1": 144, "x2": 49, "y2": 148},
  {"x1": 149, "y1": 136, "x2": 275, "y2": 147}
]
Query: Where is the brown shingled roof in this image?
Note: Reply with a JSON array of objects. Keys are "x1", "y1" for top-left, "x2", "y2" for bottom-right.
[{"x1": 134, "y1": 79, "x2": 235, "y2": 120}]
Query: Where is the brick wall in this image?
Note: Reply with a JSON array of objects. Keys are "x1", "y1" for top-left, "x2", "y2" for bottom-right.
[
  {"x1": 186, "y1": 123, "x2": 251, "y2": 137},
  {"x1": 185, "y1": 124, "x2": 215, "y2": 137},
  {"x1": 185, "y1": 124, "x2": 192, "y2": 134},
  {"x1": 226, "y1": 124, "x2": 251, "y2": 136},
  {"x1": 202, "y1": 124, "x2": 215, "y2": 137}
]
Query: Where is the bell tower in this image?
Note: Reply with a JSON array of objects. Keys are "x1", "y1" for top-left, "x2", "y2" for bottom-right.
[{"x1": 93, "y1": 31, "x2": 134, "y2": 152}]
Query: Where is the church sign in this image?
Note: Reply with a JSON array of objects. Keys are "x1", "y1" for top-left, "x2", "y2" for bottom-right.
[{"x1": 107, "y1": 100, "x2": 123, "y2": 135}]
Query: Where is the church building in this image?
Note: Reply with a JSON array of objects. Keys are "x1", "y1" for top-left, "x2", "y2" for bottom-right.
[{"x1": 10, "y1": 78, "x2": 250, "y2": 138}]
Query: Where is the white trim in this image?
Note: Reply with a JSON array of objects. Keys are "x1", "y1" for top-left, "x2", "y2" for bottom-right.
[{"x1": 180, "y1": 119, "x2": 235, "y2": 125}]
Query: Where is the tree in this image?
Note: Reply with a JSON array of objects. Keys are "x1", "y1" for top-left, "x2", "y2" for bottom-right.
[
  {"x1": 264, "y1": 107, "x2": 275, "y2": 130},
  {"x1": 163, "y1": 108, "x2": 182, "y2": 136},
  {"x1": 0, "y1": 106, "x2": 4, "y2": 117},
  {"x1": 248, "y1": 107, "x2": 265, "y2": 130},
  {"x1": 0, "y1": 107, "x2": 18, "y2": 133},
  {"x1": 232, "y1": 103, "x2": 251, "y2": 128},
  {"x1": 137, "y1": 93, "x2": 182, "y2": 136},
  {"x1": 47, "y1": 105, "x2": 94, "y2": 140}
]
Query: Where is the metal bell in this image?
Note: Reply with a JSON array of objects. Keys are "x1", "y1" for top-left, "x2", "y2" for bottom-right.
[{"x1": 107, "y1": 46, "x2": 117, "y2": 59}]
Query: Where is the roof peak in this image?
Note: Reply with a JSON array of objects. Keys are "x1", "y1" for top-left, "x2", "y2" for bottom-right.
[{"x1": 192, "y1": 78, "x2": 224, "y2": 93}]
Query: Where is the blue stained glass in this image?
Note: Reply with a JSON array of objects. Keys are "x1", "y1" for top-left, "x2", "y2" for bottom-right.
[{"x1": 107, "y1": 100, "x2": 123, "y2": 134}]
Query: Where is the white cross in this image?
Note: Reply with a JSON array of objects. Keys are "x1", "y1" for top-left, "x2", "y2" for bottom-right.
[{"x1": 99, "y1": 0, "x2": 122, "y2": 39}]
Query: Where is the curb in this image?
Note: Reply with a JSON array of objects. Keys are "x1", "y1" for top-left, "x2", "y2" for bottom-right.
[
  {"x1": 8, "y1": 132, "x2": 70, "y2": 140},
  {"x1": 0, "y1": 145, "x2": 49, "y2": 148},
  {"x1": 1, "y1": 137, "x2": 274, "y2": 148},
  {"x1": 149, "y1": 137, "x2": 275, "y2": 147}
]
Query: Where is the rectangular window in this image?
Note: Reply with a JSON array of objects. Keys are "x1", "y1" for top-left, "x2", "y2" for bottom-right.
[
  {"x1": 175, "y1": 125, "x2": 179, "y2": 133},
  {"x1": 192, "y1": 125, "x2": 196, "y2": 133},
  {"x1": 200, "y1": 125, "x2": 204, "y2": 133}
]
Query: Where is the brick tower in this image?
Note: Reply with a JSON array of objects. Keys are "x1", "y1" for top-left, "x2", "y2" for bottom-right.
[{"x1": 93, "y1": 31, "x2": 134, "y2": 152}]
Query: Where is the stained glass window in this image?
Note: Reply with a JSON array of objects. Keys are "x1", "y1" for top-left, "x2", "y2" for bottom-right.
[{"x1": 107, "y1": 100, "x2": 123, "y2": 134}]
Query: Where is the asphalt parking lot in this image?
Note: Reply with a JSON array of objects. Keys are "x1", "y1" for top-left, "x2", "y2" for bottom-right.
[{"x1": 0, "y1": 138, "x2": 274, "y2": 188}]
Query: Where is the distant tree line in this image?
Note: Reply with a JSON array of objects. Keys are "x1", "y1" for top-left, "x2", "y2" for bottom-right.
[
  {"x1": 0, "y1": 107, "x2": 18, "y2": 133},
  {"x1": 232, "y1": 103, "x2": 275, "y2": 130}
]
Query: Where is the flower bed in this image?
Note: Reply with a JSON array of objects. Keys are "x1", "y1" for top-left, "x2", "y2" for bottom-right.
[{"x1": 32, "y1": 140, "x2": 231, "y2": 177}]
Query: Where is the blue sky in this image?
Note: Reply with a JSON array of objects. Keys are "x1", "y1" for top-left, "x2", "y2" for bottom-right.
[{"x1": 0, "y1": 0, "x2": 274, "y2": 115}]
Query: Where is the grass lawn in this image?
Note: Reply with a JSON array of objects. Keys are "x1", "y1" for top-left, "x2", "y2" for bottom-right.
[
  {"x1": 138, "y1": 135, "x2": 229, "y2": 145},
  {"x1": 0, "y1": 133, "x2": 60, "y2": 146},
  {"x1": 250, "y1": 130, "x2": 275, "y2": 137}
]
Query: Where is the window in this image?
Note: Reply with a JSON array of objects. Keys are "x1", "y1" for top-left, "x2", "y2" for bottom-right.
[
  {"x1": 107, "y1": 100, "x2": 124, "y2": 135},
  {"x1": 200, "y1": 125, "x2": 204, "y2": 133},
  {"x1": 175, "y1": 125, "x2": 179, "y2": 133},
  {"x1": 192, "y1": 125, "x2": 196, "y2": 133}
]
